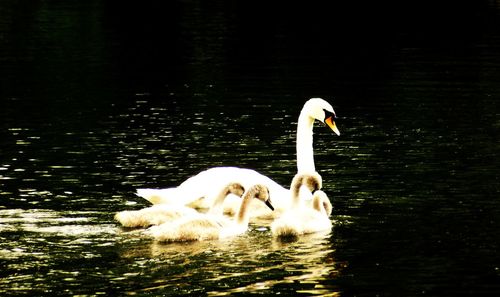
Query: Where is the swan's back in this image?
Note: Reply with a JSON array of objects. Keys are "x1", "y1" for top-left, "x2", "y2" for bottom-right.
[
  {"x1": 299, "y1": 190, "x2": 332, "y2": 234},
  {"x1": 115, "y1": 204, "x2": 199, "y2": 228},
  {"x1": 149, "y1": 215, "x2": 231, "y2": 242},
  {"x1": 137, "y1": 167, "x2": 289, "y2": 210},
  {"x1": 271, "y1": 218, "x2": 303, "y2": 238},
  {"x1": 271, "y1": 207, "x2": 332, "y2": 237}
]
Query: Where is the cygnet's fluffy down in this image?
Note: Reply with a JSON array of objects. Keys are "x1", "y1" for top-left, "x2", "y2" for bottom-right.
[
  {"x1": 150, "y1": 184, "x2": 274, "y2": 242},
  {"x1": 271, "y1": 172, "x2": 332, "y2": 238},
  {"x1": 114, "y1": 204, "x2": 200, "y2": 228},
  {"x1": 115, "y1": 182, "x2": 246, "y2": 229},
  {"x1": 271, "y1": 190, "x2": 332, "y2": 237}
]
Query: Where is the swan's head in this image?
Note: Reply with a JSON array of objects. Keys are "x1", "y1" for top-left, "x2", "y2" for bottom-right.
[
  {"x1": 303, "y1": 98, "x2": 340, "y2": 136},
  {"x1": 250, "y1": 184, "x2": 274, "y2": 211},
  {"x1": 312, "y1": 190, "x2": 332, "y2": 216},
  {"x1": 226, "y1": 182, "x2": 245, "y2": 197},
  {"x1": 291, "y1": 171, "x2": 323, "y2": 193}
]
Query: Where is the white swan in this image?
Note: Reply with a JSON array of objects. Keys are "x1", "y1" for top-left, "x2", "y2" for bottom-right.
[
  {"x1": 149, "y1": 184, "x2": 273, "y2": 242},
  {"x1": 296, "y1": 98, "x2": 339, "y2": 172},
  {"x1": 271, "y1": 173, "x2": 333, "y2": 238},
  {"x1": 136, "y1": 97, "x2": 339, "y2": 210},
  {"x1": 114, "y1": 183, "x2": 246, "y2": 228}
]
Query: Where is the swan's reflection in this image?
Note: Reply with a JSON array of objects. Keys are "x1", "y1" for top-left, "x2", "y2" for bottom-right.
[{"x1": 120, "y1": 224, "x2": 343, "y2": 295}]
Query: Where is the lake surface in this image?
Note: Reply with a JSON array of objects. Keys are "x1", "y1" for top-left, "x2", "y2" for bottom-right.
[{"x1": 1, "y1": 1, "x2": 500, "y2": 296}]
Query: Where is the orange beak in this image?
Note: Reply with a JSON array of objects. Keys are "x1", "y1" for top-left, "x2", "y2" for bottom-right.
[{"x1": 325, "y1": 116, "x2": 340, "y2": 136}]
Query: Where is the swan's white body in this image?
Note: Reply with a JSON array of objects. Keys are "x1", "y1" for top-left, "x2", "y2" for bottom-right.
[
  {"x1": 138, "y1": 167, "x2": 288, "y2": 209},
  {"x1": 149, "y1": 184, "x2": 271, "y2": 242},
  {"x1": 136, "y1": 98, "x2": 339, "y2": 215},
  {"x1": 271, "y1": 173, "x2": 332, "y2": 237}
]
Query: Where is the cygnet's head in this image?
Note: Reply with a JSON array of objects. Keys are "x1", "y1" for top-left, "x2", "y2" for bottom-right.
[
  {"x1": 313, "y1": 190, "x2": 333, "y2": 216},
  {"x1": 291, "y1": 171, "x2": 323, "y2": 193},
  {"x1": 303, "y1": 98, "x2": 340, "y2": 136},
  {"x1": 249, "y1": 184, "x2": 274, "y2": 211},
  {"x1": 226, "y1": 182, "x2": 245, "y2": 197}
]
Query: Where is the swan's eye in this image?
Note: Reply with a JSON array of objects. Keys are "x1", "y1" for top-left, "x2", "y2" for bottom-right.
[{"x1": 323, "y1": 110, "x2": 336, "y2": 122}]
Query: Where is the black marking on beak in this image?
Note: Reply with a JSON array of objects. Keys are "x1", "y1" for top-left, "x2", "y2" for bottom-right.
[
  {"x1": 324, "y1": 109, "x2": 337, "y2": 120},
  {"x1": 265, "y1": 199, "x2": 275, "y2": 211}
]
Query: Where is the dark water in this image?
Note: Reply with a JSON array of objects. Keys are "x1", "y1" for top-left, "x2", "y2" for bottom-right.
[{"x1": 1, "y1": 1, "x2": 500, "y2": 296}]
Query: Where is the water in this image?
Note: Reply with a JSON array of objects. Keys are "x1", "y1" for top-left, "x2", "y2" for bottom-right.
[{"x1": 1, "y1": 1, "x2": 500, "y2": 296}]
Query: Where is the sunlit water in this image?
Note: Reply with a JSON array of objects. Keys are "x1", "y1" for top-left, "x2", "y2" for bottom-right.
[{"x1": 1, "y1": 1, "x2": 500, "y2": 296}]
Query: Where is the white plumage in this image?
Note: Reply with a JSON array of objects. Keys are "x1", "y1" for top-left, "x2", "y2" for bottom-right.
[
  {"x1": 115, "y1": 183, "x2": 246, "y2": 228},
  {"x1": 114, "y1": 204, "x2": 200, "y2": 228},
  {"x1": 271, "y1": 173, "x2": 333, "y2": 238},
  {"x1": 149, "y1": 184, "x2": 273, "y2": 242}
]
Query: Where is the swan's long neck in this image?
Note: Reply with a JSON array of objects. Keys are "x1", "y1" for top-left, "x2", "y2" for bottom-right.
[
  {"x1": 312, "y1": 194, "x2": 325, "y2": 215},
  {"x1": 290, "y1": 177, "x2": 303, "y2": 208},
  {"x1": 236, "y1": 190, "x2": 255, "y2": 226},
  {"x1": 210, "y1": 188, "x2": 233, "y2": 215},
  {"x1": 296, "y1": 113, "x2": 315, "y2": 173}
]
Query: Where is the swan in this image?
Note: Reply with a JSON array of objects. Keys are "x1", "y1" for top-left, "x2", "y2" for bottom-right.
[
  {"x1": 271, "y1": 173, "x2": 333, "y2": 238},
  {"x1": 149, "y1": 184, "x2": 273, "y2": 242},
  {"x1": 114, "y1": 182, "x2": 246, "y2": 228},
  {"x1": 136, "y1": 97, "x2": 339, "y2": 210}
]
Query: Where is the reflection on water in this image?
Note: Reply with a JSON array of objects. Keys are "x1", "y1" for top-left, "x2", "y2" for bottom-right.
[
  {"x1": 1, "y1": 207, "x2": 342, "y2": 296},
  {"x1": 0, "y1": 209, "x2": 119, "y2": 295},
  {"x1": 118, "y1": 227, "x2": 341, "y2": 296}
]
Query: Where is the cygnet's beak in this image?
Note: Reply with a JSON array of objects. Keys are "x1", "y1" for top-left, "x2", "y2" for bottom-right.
[
  {"x1": 264, "y1": 199, "x2": 275, "y2": 211},
  {"x1": 325, "y1": 116, "x2": 340, "y2": 136}
]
